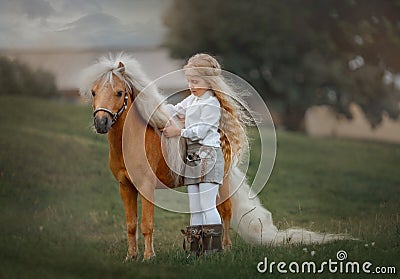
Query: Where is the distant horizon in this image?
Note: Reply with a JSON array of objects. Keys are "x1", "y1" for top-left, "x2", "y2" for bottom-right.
[{"x1": 1, "y1": 46, "x2": 185, "y2": 91}]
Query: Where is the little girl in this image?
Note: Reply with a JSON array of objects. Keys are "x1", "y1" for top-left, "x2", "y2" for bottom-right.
[{"x1": 163, "y1": 53, "x2": 250, "y2": 256}]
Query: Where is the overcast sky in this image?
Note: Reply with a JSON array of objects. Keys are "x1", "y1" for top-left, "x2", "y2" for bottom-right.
[{"x1": 0, "y1": 0, "x2": 171, "y2": 49}]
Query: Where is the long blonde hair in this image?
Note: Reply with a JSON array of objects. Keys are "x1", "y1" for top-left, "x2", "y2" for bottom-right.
[{"x1": 183, "y1": 53, "x2": 254, "y2": 173}]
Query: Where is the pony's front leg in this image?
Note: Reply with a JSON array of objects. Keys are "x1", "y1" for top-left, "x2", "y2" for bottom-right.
[
  {"x1": 139, "y1": 180, "x2": 156, "y2": 261},
  {"x1": 119, "y1": 182, "x2": 139, "y2": 262}
]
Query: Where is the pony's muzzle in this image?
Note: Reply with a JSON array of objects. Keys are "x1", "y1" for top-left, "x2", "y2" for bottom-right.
[{"x1": 94, "y1": 114, "x2": 112, "y2": 134}]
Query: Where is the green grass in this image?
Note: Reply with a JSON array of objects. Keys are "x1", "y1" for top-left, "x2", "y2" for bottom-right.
[{"x1": 0, "y1": 95, "x2": 399, "y2": 278}]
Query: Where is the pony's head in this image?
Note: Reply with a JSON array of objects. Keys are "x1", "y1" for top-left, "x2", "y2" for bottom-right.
[
  {"x1": 90, "y1": 62, "x2": 131, "y2": 133},
  {"x1": 80, "y1": 53, "x2": 172, "y2": 134},
  {"x1": 80, "y1": 53, "x2": 158, "y2": 134}
]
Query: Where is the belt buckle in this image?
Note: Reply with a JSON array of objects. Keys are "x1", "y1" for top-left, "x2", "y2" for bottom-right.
[{"x1": 187, "y1": 152, "x2": 200, "y2": 162}]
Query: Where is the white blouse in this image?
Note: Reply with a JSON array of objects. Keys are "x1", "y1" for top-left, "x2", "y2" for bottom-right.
[{"x1": 166, "y1": 90, "x2": 221, "y2": 147}]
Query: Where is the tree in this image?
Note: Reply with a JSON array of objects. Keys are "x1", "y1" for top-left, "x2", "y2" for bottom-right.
[
  {"x1": 0, "y1": 56, "x2": 57, "y2": 98},
  {"x1": 163, "y1": 0, "x2": 400, "y2": 130}
]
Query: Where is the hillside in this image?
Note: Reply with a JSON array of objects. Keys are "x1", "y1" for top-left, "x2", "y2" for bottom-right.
[{"x1": 0, "y1": 96, "x2": 398, "y2": 278}]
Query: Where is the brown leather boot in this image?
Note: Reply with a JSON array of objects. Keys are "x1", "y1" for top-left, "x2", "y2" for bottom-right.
[
  {"x1": 181, "y1": 225, "x2": 203, "y2": 258},
  {"x1": 201, "y1": 224, "x2": 223, "y2": 256}
]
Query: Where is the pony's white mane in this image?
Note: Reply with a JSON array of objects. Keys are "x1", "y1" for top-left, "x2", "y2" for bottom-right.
[{"x1": 79, "y1": 52, "x2": 185, "y2": 185}]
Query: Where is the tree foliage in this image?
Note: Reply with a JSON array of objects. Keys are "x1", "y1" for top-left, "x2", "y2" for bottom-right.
[
  {"x1": 0, "y1": 56, "x2": 58, "y2": 98},
  {"x1": 163, "y1": 0, "x2": 400, "y2": 129}
]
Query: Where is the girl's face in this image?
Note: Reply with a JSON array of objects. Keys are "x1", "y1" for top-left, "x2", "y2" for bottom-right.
[{"x1": 186, "y1": 75, "x2": 210, "y2": 97}]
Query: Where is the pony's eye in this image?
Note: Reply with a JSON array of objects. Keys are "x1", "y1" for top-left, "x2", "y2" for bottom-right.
[
  {"x1": 116, "y1": 91, "x2": 123, "y2": 97},
  {"x1": 91, "y1": 90, "x2": 95, "y2": 96}
]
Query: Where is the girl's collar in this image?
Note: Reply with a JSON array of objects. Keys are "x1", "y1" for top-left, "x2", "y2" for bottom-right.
[{"x1": 195, "y1": 90, "x2": 213, "y2": 100}]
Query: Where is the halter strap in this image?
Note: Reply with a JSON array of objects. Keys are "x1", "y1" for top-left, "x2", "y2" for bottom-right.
[{"x1": 93, "y1": 93, "x2": 129, "y2": 127}]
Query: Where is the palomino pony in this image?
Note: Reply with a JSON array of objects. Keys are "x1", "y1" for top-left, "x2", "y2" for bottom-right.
[
  {"x1": 80, "y1": 53, "x2": 347, "y2": 261},
  {"x1": 79, "y1": 54, "x2": 233, "y2": 261}
]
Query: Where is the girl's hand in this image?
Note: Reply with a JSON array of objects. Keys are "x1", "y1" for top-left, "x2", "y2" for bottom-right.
[{"x1": 162, "y1": 121, "x2": 181, "y2": 138}]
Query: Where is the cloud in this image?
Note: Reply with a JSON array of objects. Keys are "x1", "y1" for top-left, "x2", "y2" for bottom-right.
[
  {"x1": 50, "y1": 0, "x2": 102, "y2": 16},
  {"x1": 0, "y1": 0, "x2": 171, "y2": 49},
  {"x1": 36, "y1": 12, "x2": 140, "y2": 48},
  {"x1": 23, "y1": 0, "x2": 55, "y2": 19},
  {"x1": 62, "y1": 12, "x2": 121, "y2": 31},
  {"x1": 0, "y1": 0, "x2": 55, "y2": 19},
  {"x1": 58, "y1": 12, "x2": 135, "y2": 44}
]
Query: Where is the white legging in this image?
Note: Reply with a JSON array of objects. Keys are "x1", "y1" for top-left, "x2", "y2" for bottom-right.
[{"x1": 188, "y1": 182, "x2": 222, "y2": 225}]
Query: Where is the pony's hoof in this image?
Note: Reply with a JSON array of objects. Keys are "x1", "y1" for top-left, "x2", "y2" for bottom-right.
[
  {"x1": 123, "y1": 252, "x2": 138, "y2": 263},
  {"x1": 223, "y1": 243, "x2": 232, "y2": 251},
  {"x1": 142, "y1": 251, "x2": 156, "y2": 262}
]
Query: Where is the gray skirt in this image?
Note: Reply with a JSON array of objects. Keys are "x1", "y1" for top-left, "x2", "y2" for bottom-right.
[{"x1": 183, "y1": 142, "x2": 224, "y2": 185}]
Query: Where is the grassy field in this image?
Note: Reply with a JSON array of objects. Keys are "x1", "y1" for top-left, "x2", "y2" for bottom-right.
[{"x1": 0, "y1": 95, "x2": 399, "y2": 278}]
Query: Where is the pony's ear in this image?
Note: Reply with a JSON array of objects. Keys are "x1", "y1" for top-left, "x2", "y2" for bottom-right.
[{"x1": 118, "y1": 61, "x2": 125, "y2": 75}]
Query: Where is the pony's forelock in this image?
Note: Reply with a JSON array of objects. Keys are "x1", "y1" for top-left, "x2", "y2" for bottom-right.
[{"x1": 80, "y1": 53, "x2": 148, "y2": 98}]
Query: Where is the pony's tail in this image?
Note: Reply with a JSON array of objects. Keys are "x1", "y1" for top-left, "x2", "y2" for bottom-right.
[{"x1": 229, "y1": 166, "x2": 352, "y2": 245}]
